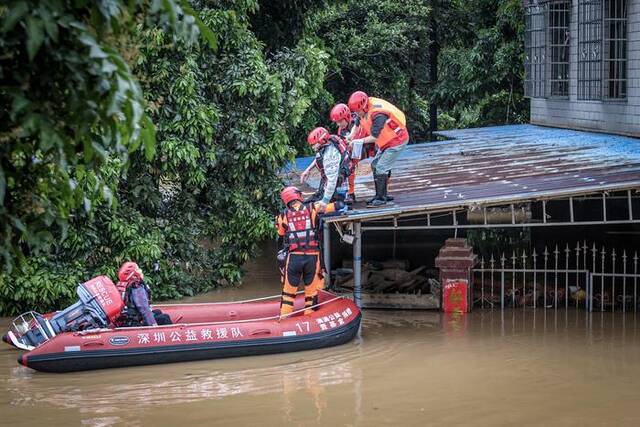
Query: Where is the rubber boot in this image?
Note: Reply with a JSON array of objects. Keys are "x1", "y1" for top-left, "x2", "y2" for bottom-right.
[
  {"x1": 366, "y1": 171, "x2": 393, "y2": 202},
  {"x1": 367, "y1": 174, "x2": 388, "y2": 208},
  {"x1": 385, "y1": 171, "x2": 394, "y2": 201},
  {"x1": 366, "y1": 174, "x2": 382, "y2": 204},
  {"x1": 377, "y1": 174, "x2": 389, "y2": 205},
  {"x1": 367, "y1": 165, "x2": 379, "y2": 203},
  {"x1": 366, "y1": 182, "x2": 379, "y2": 204}
]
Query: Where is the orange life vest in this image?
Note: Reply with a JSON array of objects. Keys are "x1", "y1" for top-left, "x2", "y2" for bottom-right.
[
  {"x1": 360, "y1": 97, "x2": 409, "y2": 150},
  {"x1": 338, "y1": 113, "x2": 368, "y2": 139},
  {"x1": 284, "y1": 204, "x2": 319, "y2": 253}
]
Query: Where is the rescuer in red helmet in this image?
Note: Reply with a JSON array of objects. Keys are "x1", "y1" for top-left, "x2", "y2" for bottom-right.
[
  {"x1": 329, "y1": 103, "x2": 375, "y2": 204},
  {"x1": 275, "y1": 186, "x2": 343, "y2": 317},
  {"x1": 347, "y1": 91, "x2": 409, "y2": 207},
  {"x1": 299, "y1": 127, "x2": 351, "y2": 208},
  {"x1": 116, "y1": 262, "x2": 171, "y2": 326}
]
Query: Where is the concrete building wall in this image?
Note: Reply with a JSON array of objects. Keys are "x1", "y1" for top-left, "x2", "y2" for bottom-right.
[{"x1": 530, "y1": 1, "x2": 640, "y2": 137}]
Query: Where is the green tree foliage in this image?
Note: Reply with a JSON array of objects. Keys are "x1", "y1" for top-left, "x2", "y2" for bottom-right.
[
  {"x1": 123, "y1": 0, "x2": 328, "y2": 293},
  {"x1": 434, "y1": 0, "x2": 527, "y2": 128},
  {"x1": 0, "y1": 0, "x2": 527, "y2": 315},
  {"x1": 251, "y1": 0, "x2": 317, "y2": 52},
  {"x1": 300, "y1": 0, "x2": 432, "y2": 142},
  {"x1": 261, "y1": 0, "x2": 526, "y2": 143},
  {"x1": 0, "y1": 0, "x2": 210, "y2": 272},
  {"x1": 0, "y1": 0, "x2": 329, "y2": 315}
]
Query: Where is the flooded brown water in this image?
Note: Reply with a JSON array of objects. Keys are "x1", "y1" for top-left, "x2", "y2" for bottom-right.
[{"x1": 3, "y1": 243, "x2": 640, "y2": 426}]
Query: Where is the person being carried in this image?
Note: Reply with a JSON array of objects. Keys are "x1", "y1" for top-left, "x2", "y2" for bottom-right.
[
  {"x1": 329, "y1": 103, "x2": 375, "y2": 204},
  {"x1": 115, "y1": 262, "x2": 171, "y2": 327},
  {"x1": 348, "y1": 91, "x2": 410, "y2": 207},
  {"x1": 299, "y1": 127, "x2": 351, "y2": 207},
  {"x1": 275, "y1": 186, "x2": 343, "y2": 317}
]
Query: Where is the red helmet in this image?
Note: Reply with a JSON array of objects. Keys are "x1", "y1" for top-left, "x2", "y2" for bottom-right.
[
  {"x1": 348, "y1": 91, "x2": 369, "y2": 113},
  {"x1": 330, "y1": 103, "x2": 351, "y2": 124},
  {"x1": 117, "y1": 261, "x2": 144, "y2": 284},
  {"x1": 280, "y1": 186, "x2": 303, "y2": 206},
  {"x1": 307, "y1": 127, "x2": 330, "y2": 146}
]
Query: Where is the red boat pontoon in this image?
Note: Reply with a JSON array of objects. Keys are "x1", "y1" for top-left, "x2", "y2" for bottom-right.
[{"x1": 4, "y1": 276, "x2": 361, "y2": 373}]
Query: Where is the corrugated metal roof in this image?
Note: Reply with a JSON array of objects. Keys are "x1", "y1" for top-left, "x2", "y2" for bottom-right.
[{"x1": 288, "y1": 124, "x2": 640, "y2": 223}]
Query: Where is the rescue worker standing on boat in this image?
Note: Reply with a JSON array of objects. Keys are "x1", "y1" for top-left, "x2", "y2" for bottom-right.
[
  {"x1": 329, "y1": 103, "x2": 374, "y2": 204},
  {"x1": 348, "y1": 91, "x2": 409, "y2": 207},
  {"x1": 276, "y1": 186, "x2": 342, "y2": 317},
  {"x1": 299, "y1": 127, "x2": 351, "y2": 206}
]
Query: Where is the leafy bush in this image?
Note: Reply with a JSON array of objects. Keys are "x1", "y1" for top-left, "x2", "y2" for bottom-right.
[
  {"x1": 0, "y1": 0, "x2": 329, "y2": 315},
  {"x1": 0, "y1": 0, "x2": 528, "y2": 315},
  {"x1": 0, "y1": 0, "x2": 211, "y2": 272}
]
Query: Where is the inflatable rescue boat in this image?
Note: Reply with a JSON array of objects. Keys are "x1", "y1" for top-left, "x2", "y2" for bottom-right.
[{"x1": 4, "y1": 276, "x2": 361, "y2": 373}]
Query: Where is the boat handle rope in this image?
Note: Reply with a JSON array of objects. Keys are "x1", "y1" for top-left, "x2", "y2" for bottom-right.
[
  {"x1": 139, "y1": 296, "x2": 346, "y2": 328},
  {"x1": 75, "y1": 294, "x2": 351, "y2": 334}
]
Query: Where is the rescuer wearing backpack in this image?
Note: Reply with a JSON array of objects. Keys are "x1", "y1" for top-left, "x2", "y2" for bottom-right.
[
  {"x1": 299, "y1": 127, "x2": 352, "y2": 206},
  {"x1": 329, "y1": 103, "x2": 375, "y2": 205},
  {"x1": 275, "y1": 186, "x2": 344, "y2": 318},
  {"x1": 348, "y1": 91, "x2": 409, "y2": 207}
]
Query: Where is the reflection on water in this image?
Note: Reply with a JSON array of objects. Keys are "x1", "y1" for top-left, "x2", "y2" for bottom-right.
[
  {"x1": 5, "y1": 341, "x2": 360, "y2": 407},
  {"x1": 4, "y1": 308, "x2": 640, "y2": 426},
  {"x1": 2, "y1": 242, "x2": 640, "y2": 425}
]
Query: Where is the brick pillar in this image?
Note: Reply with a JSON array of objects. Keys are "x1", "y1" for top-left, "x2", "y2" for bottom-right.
[{"x1": 435, "y1": 238, "x2": 478, "y2": 313}]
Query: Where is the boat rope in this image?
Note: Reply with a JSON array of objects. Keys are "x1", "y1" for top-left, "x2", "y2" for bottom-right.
[
  {"x1": 97, "y1": 294, "x2": 349, "y2": 333},
  {"x1": 158, "y1": 293, "x2": 285, "y2": 307},
  {"x1": 164, "y1": 296, "x2": 346, "y2": 327}
]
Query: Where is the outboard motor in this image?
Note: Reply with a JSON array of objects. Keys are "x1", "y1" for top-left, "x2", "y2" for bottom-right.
[{"x1": 7, "y1": 276, "x2": 124, "y2": 350}]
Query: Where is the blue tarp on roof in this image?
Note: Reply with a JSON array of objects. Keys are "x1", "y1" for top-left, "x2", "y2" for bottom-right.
[
  {"x1": 282, "y1": 155, "x2": 315, "y2": 174},
  {"x1": 297, "y1": 124, "x2": 640, "y2": 222}
]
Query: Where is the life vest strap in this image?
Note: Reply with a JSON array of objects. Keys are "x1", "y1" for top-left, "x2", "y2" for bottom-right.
[{"x1": 385, "y1": 118, "x2": 402, "y2": 134}]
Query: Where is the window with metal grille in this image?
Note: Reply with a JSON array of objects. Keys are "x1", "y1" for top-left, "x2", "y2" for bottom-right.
[
  {"x1": 578, "y1": 0, "x2": 603, "y2": 100},
  {"x1": 549, "y1": 1, "x2": 571, "y2": 97},
  {"x1": 603, "y1": 0, "x2": 627, "y2": 99},
  {"x1": 578, "y1": 0, "x2": 629, "y2": 101},
  {"x1": 524, "y1": 1, "x2": 548, "y2": 98}
]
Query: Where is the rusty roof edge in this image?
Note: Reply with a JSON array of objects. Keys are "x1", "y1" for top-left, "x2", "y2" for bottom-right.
[{"x1": 325, "y1": 180, "x2": 640, "y2": 223}]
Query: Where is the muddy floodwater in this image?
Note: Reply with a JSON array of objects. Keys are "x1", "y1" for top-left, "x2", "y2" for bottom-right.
[{"x1": 3, "y1": 245, "x2": 640, "y2": 426}]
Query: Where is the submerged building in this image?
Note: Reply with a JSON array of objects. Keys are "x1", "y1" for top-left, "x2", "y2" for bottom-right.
[{"x1": 293, "y1": 0, "x2": 640, "y2": 313}]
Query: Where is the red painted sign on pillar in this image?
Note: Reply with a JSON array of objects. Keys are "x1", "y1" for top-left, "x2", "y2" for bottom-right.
[{"x1": 443, "y1": 279, "x2": 468, "y2": 313}]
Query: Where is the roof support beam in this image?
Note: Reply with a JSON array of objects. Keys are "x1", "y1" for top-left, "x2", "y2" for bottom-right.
[
  {"x1": 323, "y1": 222, "x2": 331, "y2": 289},
  {"x1": 362, "y1": 218, "x2": 640, "y2": 232},
  {"x1": 325, "y1": 183, "x2": 640, "y2": 225},
  {"x1": 569, "y1": 197, "x2": 574, "y2": 222},
  {"x1": 353, "y1": 222, "x2": 362, "y2": 309}
]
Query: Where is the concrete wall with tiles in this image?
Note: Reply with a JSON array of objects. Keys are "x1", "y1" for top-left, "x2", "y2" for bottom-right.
[{"x1": 530, "y1": 1, "x2": 640, "y2": 137}]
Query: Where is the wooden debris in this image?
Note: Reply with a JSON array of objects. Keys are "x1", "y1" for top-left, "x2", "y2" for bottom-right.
[{"x1": 334, "y1": 259, "x2": 438, "y2": 295}]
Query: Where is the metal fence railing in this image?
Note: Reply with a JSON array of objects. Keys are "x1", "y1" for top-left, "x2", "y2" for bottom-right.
[
  {"x1": 589, "y1": 249, "x2": 638, "y2": 312},
  {"x1": 473, "y1": 242, "x2": 640, "y2": 312}
]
